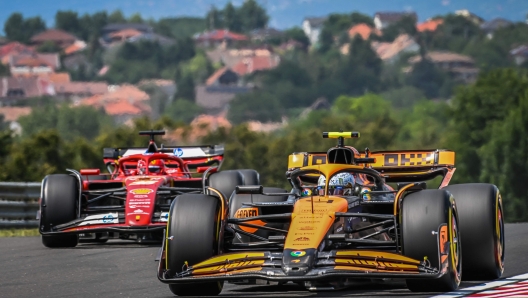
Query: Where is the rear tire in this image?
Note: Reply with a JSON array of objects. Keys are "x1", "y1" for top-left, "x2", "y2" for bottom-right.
[
  {"x1": 402, "y1": 190, "x2": 461, "y2": 292},
  {"x1": 237, "y1": 169, "x2": 260, "y2": 185},
  {"x1": 443, "y1": 183, "x2": 504, "y2": 280},
  {"x1": 40, "y1": 174, "x2": 79, "y2": 248},
  {"x1": 208, "y1": 170, "x2": 244, "y2": 200},
  {"x1": 166, "y1": 194, "x2": 223, "y2": 296}
]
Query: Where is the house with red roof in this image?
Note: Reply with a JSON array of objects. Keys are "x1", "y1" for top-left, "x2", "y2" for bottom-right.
[
  {"x1": 348, "y1": 23, "x2": 381, "y2": 40},
  {"x1": 231, "y1": 56, "x2": 280, "y2": 76},
  {"x1": 417, "y1": 19, "x2": 444, "y2": 32},
  {"x1": 407, "y1": 51, "x2": 479, "y2": 83},
  {"x1": 194, "y1": 29, "x2": 248, "y2": 47},
  {"x1": 30, "y1": 29, "x2": 78, "y2": 48},
  {"x1": 0, "y1": 76, "x2": 55, "y2": 104},
  {"x1": 78, "y1": 84, "x2": 151, "y2": 124},
  {"x1": 8, "y1": 53, "x2": 60, "y2": 76},
  {"x1": 0, "y1": 42, "x2": 36, "y2": 64},
  {"x1": 370, "y1": 34, "x2": 420, "y2": 64}
]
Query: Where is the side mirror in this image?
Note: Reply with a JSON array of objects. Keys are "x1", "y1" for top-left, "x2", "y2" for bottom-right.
[
  {"x1": 80, "y1": 169, "x2": 101, "y2": 175},
  {"x1": 197, "y1": 166, "x2": 218, "y2": 174}
]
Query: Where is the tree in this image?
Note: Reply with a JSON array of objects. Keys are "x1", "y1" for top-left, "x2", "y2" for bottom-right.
[
  {"x1": 18, "y1": 103, "x2": 112, "y2": 141},
  {"x1": 205, "y1": 6, "x2": 223, "y2": 30},
  {"x1": 318, "y1": 27, "x2": 334, "y2": 53},
  {"x1": 164, "y1": 99, "x2": 203, "y2": 124},
  {"x1": 4, "y1": 13, "x2": 25, "y2": 42},
  {"x1": 4, "y1": 13, "x2": 46, "y2": 43},
  {"x1": 228, "y1": 92, "x2": 283, "y2": 124},
  {"x1": 55, "y1": 10, "x2": 82, "y2": 38},
  {"x1": 108, "y1": 10, "x2": 126, "y2": 23},
  {"x1": 381, "y1": 15, "x2": 418, "y2": 42},
  {"x1": 0, "y1": 62, "x2": 10, "y2": 76},
  {"x1": 478, "y1": 98, "x2": 528, "y2": 222},
  {"x1": 153, "y1": 17, "x2": 206, "y2": 39},
  {"x1": 283, "y1": 27, "x2": 310, "y2": 48},
  {"x1": 407, "y1": 58, "x2": 447, "y2": 98},
  {"x1": 129, "y1": 13, "x2": 144, "y2": 23},
  {"x1": 447, "y1": 68, "x2": 527, "y2": 185},
  {"x1": 37, "y1": 40, "x2": 61, "y2": 53},
  {"x1": 336, "y1": 35, "x2": 383, "y2": 95},
  {"x1": 223, "y1": 2, "x2": 241, "y2": 32},
  {"x1": 175, "y1": 73, "x2": 196, "y2": 101},
  {"x1": 79, "y1": 11, "x2": 108, "y2": 40},
  {"x1": 238, "y1": 0, "x2": 269, "y2": 32}
]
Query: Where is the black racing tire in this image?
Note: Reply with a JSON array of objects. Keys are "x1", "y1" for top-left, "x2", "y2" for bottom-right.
[
  {"x1": 402, "y1": 189, "x2": 461, "y2": 292},
  {"x1": 166, "y1": 194, "x2": 223, "y2": 296},
  {"x1": 40, "y1": 174, "x2": 79, "y2": 248},
  {"x1": 208, "y1": 170, "x2": 244, "y2": 200},
  {"x1": 443, "y1": 183, "x2": 504, "y2": 280},
  {"x1": 237, "y1": 169, "x2": 260, "y2": 185}
]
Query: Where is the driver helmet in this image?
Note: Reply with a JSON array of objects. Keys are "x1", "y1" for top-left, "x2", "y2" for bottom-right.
[
  {"x1": 149, "y1": 159, "x2": 165, "y2": 174},
  {"x1": 317, "y1": 172, "x2": 355, "y2": 196}
]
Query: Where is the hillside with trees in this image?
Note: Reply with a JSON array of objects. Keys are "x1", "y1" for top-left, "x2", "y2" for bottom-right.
[{"x1": 2, "y1": 1, "x2": 528, "y2": 221}]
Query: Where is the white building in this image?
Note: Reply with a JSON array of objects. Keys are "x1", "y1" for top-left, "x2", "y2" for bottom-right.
[{"x1": 302, "y1": 17, "x2": 327, "y2": 47}]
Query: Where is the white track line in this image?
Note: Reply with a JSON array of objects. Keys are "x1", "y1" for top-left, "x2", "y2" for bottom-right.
[{"x1": 431, "y1": 273, "x2": 528, "y2": 298}]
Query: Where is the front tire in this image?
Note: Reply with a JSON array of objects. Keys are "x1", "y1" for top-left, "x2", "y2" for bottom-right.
[
  {"x1": 166, "y1": 194, "x2": 223, "y2": 296},
  {"x1": 40, "y1": 174, "x2": 79, "y2": 248},
  {"x1": 443, "y1": 183, "x2": 504, "y2": 280},
  {"x1": 402, "y1": 189, "x2": 461, "y2": 292}
]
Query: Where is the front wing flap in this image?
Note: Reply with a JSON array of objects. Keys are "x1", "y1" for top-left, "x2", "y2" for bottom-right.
[{"x1": 158, "y1": 234, "x2": 449, "y2": 283}]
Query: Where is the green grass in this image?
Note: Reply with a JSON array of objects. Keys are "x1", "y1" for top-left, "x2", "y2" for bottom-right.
[{"x1": 0, "y1": 229, "x2": 40, "y2": 237}]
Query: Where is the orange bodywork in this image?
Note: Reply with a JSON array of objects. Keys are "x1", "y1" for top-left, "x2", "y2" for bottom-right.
[{"x1": 284, "y1": 196, "x2": 348, "y2": 250}]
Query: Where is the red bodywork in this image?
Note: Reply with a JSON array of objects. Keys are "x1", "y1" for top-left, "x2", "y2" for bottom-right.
[{"x1": 44, "y1": 141, "x2": 223, "y2": 238}]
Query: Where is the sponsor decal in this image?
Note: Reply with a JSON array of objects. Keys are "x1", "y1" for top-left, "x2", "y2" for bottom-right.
[
  {"x1": 383, "y1": 152, "x2": 434, "y2": 167},
  {"x1": 299, "y1": 220, "x2": 319, "y2": 224},
  {"x1": 213, "y1": 260, "x2": 258, "y2": 271},
  {"x1": 235, "y1": 208, "x2": 258, "y2": 218},
  {"x1": 290, "y1": 250, "x2": 306, "y2": 257},
  {"x1": 291, "y1": 259, "x2": 300, "y2": 263},
  {"x1": 130, "y1": 188, "x2": 153, "y2": 195},
  {"x1": 160, "y1": 212, "x2": 169, "y2": 222},
  {"x1": 134, "y1": 194, "x2": 148, "y2": 198},
  {"x1": 102, "y1": 214, "x2": 114, "y2": 223},
  {"x1": 134, "y1": 209, "x2": 144, "y2": 213},
  {"x1": 129, "y1": 205, "x2": 137, "y2": 208},
  {"x1": 174, "y1": 148, "x2": 184, "y2": 157},
  {"x1": 78, "y1": 213, "x2": 118, "y2": 226},
  {"x1": 336, "y1": 226, "x2": 343, "y2": 233},
  {"x1": 131, "y1": 180, "x2": 158, "y2": 185},
  {"x1": 301, "y1": 208, "x2": 328, "y2": 213},
  {"x1": 294, "y1": 237, "x2": 310, "y2": 242},
  {"x1": 295, "y1": 232, "x2": 314, "y2": 236},
  {"x1": 129, "y1": 200, "x2": 150, "y2": 205},
  {"x1": 299, "y1": 226, "x2": 315, "y2": 230}
]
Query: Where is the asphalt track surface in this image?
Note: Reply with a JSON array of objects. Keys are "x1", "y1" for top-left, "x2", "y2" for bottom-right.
[{"x1": 0, "y1": 223, "x2": 526, "y2": 298}]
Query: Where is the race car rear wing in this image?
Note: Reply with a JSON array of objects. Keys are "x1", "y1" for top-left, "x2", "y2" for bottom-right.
[
  {"x1": 288, "y1": 149, "x2": 455, "y2": 185},
  {"x1": 103, "y1": 145, "x2": 224, "y2": 159},
  {"x1": 102, "y1": 145, "x2": 225, "y2": 171}
]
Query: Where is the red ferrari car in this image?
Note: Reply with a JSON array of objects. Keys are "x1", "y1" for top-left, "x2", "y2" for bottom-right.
[{"x1": 38, "y1": 130, "x2": 246, "y2": 248}]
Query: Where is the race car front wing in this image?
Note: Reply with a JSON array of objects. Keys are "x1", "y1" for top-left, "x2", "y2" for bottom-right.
[{"x1": 157, "y1": 226, "x2": 450, "y2": 283}]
